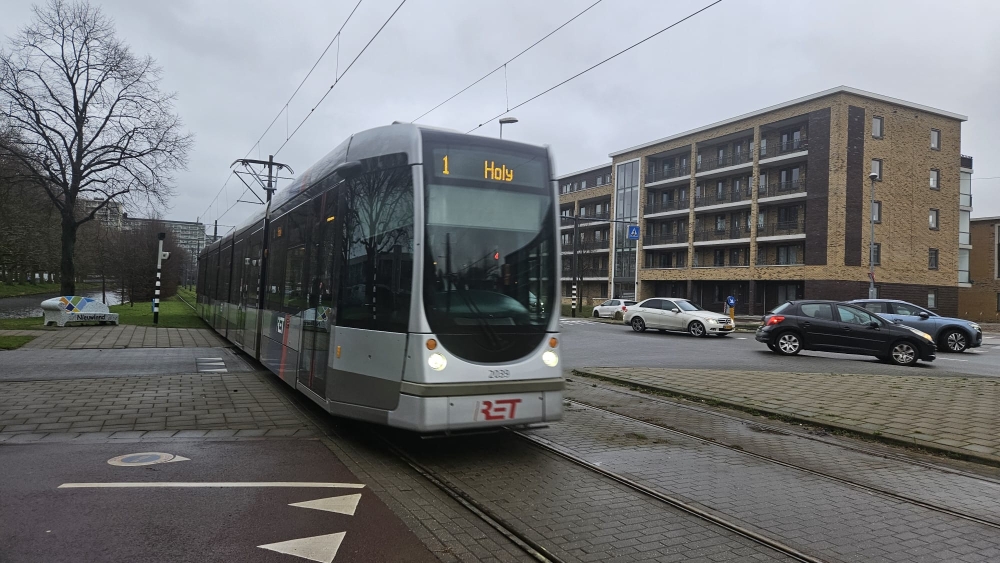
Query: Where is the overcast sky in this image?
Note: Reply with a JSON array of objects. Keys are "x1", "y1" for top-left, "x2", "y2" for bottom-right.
[{"x1": 3, "y1": 0, "x2": 999, "y2": 231}]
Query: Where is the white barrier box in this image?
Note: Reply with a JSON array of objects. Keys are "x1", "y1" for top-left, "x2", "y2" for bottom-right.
[{"x1": 40, "y1": 296, "x2": 120, "y2": 327}]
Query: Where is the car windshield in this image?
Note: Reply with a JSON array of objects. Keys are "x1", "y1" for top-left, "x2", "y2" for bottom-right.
[{"x1": 675, "y1": 300, "x2": 701, "y2": 312}]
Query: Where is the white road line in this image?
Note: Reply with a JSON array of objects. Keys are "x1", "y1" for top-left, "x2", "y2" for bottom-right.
[
  {"x1": 58, "y1": 482, "x2": 365, "y2": 489},
  {"x1": 197, "y1": 357, "x2": 224, "y2": 361},
  {"x1": 736, "y1": 337, "x2": 747, "y2": 340},
  {"x1": 937, "y1": 357, "x2": 968, "y2": 362},
  {"x1": 198, "y1": 368, "x2": 228, "y2": 373}
]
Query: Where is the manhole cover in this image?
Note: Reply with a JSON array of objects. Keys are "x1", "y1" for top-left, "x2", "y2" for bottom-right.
[{"x1": 107, "y1": 452, "x2": 189, "y2": 466}]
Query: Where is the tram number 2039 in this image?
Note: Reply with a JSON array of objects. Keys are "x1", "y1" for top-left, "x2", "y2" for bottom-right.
[{"x1": 488, "y1": 369, "x2": 511, "y2": 379}]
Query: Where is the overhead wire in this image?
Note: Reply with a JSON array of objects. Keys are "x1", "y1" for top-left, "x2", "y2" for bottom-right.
[
  {"x1": 410, "y1": 0, "x2": 603, "y2": 123},
  {"x1": 273, "y1": 0, "x2": 409, "y2": 157},
  {"x1": 468, "y1": 0, "x2": 723, "y2": 133},
  {"x1": 199, "y1": 0, "x2": 366, "y2": 224}
]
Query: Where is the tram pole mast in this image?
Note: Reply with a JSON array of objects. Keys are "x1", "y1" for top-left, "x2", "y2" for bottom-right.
[
  {"x1": 153, "y1": 232, "x2": 165, "y2": 325},
  {"x1": 571, "y1": 218, "x2": 579, "y2": 317}
]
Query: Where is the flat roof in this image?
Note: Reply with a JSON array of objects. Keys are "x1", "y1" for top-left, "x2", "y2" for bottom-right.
[
  {"x1": 971, "y1": 216, "x2": 1000, "y2": 222},
  {"x1": 556, "y1": 162, "x2": 612, "y2": 181},
  {"x1": 609, "y1": 86, "x2": 968, "y2": 158}
]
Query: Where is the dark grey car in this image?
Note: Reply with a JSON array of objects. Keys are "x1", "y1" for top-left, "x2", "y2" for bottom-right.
[{"x1": 850, "y1": 299, "x2": 982, "y2": 353}]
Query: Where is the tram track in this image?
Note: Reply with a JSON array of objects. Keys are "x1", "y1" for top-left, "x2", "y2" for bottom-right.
[{"x1": 558, "y1": 383, "x2": 1000, "y2": 533}]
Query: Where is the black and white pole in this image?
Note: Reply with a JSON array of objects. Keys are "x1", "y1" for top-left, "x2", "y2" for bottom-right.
[
  {"x1": 154, "y1": 232, "x2": 165, "y2": 325},
  {"x1": 571, "y1": 284, "x2": 578, "y2": 318}
]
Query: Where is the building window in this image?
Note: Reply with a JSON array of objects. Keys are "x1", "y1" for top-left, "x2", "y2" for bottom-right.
[
  {"x1": 871, "y1": 159, "x2": 882, "y2": 180},
  {"x1": 928, "y1": 248, "x2": 939, "y2": 270},
  {"x1": 872, "y1": 116, "x2": 883, "y2": 138},
  {"x1": 716, "y1": 180, "x2": 725, "y2": 200},
  {"x1": 777, "y1": 245, "x2": 799, "y2": 265},
  {"x1": 929, "y1": 209, "x2": 939, "y2": 230},
  {"x1": 927, "y1": 290, "x2": 937, "y2": 309},
  {"x1": 931, "y1": 129, "x2": 940, "y2": 150},
  {"x1": 959, "y1": 248, "x2": 970, "y2": 284},
  {"x1": 715, "y1": 215, "x2": 726, "y2": 232},
  {"x1": 930, "y1": 169, "x2": 939, "y2": 190},
  {"x1": 759, "y1": 138, "x2": 767, "y2": 157},
  {"x1": 872, "y1": 243, "x2": 881, "y2": 266},
  {"x1": 581, "y1": 180, "x2": 587, "y2": 190},
  {"x1": 872, "y1": 200, "x2": 882, "y2": 223},
  {"x1": 714, "y1": 249, "x2": 725, "y2": 267}
]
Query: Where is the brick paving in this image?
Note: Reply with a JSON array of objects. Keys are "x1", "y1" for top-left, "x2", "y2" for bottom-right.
[
  {"x1": 0, "y1": 372, "x2": 310, "y2": 440},
  {"x1": 0, "y1": 325, "x2": 225, "y2": 349},
  {"x1": 577, "y1": 367, "x2": 1000, "y2": 464}
]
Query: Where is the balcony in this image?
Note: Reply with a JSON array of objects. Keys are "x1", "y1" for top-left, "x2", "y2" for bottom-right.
[
  {"x1": 695, "y1": 187, "x2": 752, "y2": 208},
  {"x1": 694, "y1": 225, "x2": 749, "y2": 243},
  {"x1": 759, "y1": 136, "x2": 809, "y2": 160},
  {"x1": 758, "y1": 178, "x2": 807, "y2": 199},
  {"x1": 562, "y1": 266, "x2": 609, "y2": 279},
  {"x1": 757, "y1": 219, "x2": 805, "y2": 239},
  {"x1": 645, "y1": 198, "x2": 689, "y2": 215},
  {"x1": 697, "y1": 150, "x2": 753, "y2": 173},
  {"x1": 693, "y1": 250, "x2": 750, "y2": 268},
  {"x1": 643, "y1": 232, "x2": 688, "y2": 247},
  {"x1": 562, "y1": 239, "x2": 610, "y2": 253},
  {"x1": 756, "y1": 250, "x2": 804, "y2": 266},
  {"x1": 646, "y1": 164, "x2": 691, "y2": 184},
  {"x1": 576, "y1": 212, "x2": 611, "y2": 225},
  {"x1": 961, "y1": 155, "x2": 974, "y2": 169}
]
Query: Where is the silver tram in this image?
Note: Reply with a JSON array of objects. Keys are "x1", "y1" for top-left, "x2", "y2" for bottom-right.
[{"x1": 196, "y1": 124, "x2": 563, "y2": 431}]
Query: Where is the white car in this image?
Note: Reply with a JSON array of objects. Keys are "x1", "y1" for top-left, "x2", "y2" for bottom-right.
[
  {"x1": 623, "y1": 298, "x2": 735, "y2": 337},
  {"x1": 592, "y1": 299, "x2": 636, "y2": 318}
]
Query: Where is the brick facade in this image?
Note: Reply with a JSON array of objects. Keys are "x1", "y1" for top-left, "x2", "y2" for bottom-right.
[{"x1": 958, "y1": 219, "x2": 1000, "y2": 321}]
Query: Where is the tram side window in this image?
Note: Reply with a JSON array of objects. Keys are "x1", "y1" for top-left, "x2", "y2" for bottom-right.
[
  {"x1": 336, "y1": 153, "x2": 413, "y2": 333},
  {"x1": 265, "y1": 216, "x2": 288, "y2": 310},
  {"x1": 219, "y1": 246, "x2": 233, "y2": 303},
  {"x1": 280, "y1": 201, "x2": 312, "y2": 313},
  {"x1": 207, "y1": 251, "x2": 219, "y2": 301}
]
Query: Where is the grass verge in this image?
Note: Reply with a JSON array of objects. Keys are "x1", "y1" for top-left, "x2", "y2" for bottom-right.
[
  {"x1": 0, "y1": 335, "x2": 36, "y2": 350},
  {"x1": 109, "y1": 295, "x2": 208, "y2": 329},
  {"x1": 0, "y1": 317, "x2": 53, "y2": 330},
  {"x1": 0, "y1": 282, "x2": 98, "y2": 299}
]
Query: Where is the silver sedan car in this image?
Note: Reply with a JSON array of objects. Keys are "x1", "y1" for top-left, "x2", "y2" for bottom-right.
[{"x1": 623, "y1": 298, "x2": 735, "y2": 336}]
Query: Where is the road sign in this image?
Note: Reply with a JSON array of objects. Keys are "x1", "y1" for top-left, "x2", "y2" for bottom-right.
[
  {"x1": 726, "y1": 295, "x2": 736, "y2": 307},
  {"x1": 627, "y1": 225, "x2": 640, "y2": 240}
]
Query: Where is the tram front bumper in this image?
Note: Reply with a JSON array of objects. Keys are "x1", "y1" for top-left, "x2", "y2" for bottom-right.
[{"x1": 388, "y1": 379, "x2": 564, "y2": 432}]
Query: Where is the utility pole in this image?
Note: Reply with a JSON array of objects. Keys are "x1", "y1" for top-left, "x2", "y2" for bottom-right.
[
  {"x1": 571, "y1": 218, "x2": 579, "y2": 317},
  {"x1": 229, "y1": 155, "x2": 293, "y2": 346},
  {"x1": 153, "y1": 232, "x2": 165, "y2": 325}
]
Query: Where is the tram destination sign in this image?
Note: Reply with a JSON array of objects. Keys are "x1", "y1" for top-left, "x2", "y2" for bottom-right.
[{"x1": 431, "y1": 147, "x2": 546, "y2": 186}]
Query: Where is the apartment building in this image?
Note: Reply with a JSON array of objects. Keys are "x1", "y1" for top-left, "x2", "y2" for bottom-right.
[
  {"x1": 957, "y1": 217, "x2": 999, "y2": 322},
  {"x1": 559, "y1": 86, "x2": 971, "y2": 316},
  {"x1": 558, "y1": 164, "x2": 614, "y2": 304}
]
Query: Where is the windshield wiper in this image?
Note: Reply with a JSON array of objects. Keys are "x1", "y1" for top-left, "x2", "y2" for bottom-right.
[{"x1": 445, "y1": 233, "x2": 503, "y2": 348}]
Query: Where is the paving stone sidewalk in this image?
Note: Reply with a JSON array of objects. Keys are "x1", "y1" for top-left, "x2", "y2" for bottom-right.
[
  {"x1": 577, "y1": 367, "x2": 1000, "y2": 464},
  {"x1": 0, "y1": 371, "x2": 311, "y2": 441},
  {"x1": 0, "y1": 325, "x2": 225, "y2": 349}
]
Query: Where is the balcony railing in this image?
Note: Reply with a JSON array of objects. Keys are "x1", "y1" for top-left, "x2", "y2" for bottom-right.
[
  {"x1": 645, "y1": 198, "x2": 689, "y2": 214},
  {"x1": 642, "y1": 261, "x2": 687, "y2": 270},
  {"x1": 643, "y1": 232, "x2": 688, "y2": 246},
  {"x1": 960, "y1": 192, "x2": 972, "y2": 207},
  {"x1": 693, "y1": 253, "x2": 750, "y2": 267},
  {"x1": 961, "y1": 155, "x2": 974, "y2": 169},
  {"x1": 561, "y1": 239, "x2": 610, "y2": 252},
  {"x1": 694, "y1": 226, "x2": 749, "y2": 242},
  {"x1": 756, "y1": 252, "x2": 804, "y2": 266},
  {"x1": 697, "y1": 150, "x2": 754, "y2": 173},
  {"x1": 760, "y1": 136, "x2": 809, "y2": 159},
  {"x1": 647, "y1": 163, "x2": 691, "y2": 183},
  {"x1": 575, "y1": 212, "x2": 611, "y2": 223},
  {"x1": 758, "y1": 178, "x2": 807, "y2": 199},
  {"x1": 695, "y1": 187, "x2": 752, "y2": 207},
  {"x1": 562, "y1": 267, "x2": 609, "y2": 278},
  {"x1": 757, "y1": 219, "x2": 805, "y2": 238}
]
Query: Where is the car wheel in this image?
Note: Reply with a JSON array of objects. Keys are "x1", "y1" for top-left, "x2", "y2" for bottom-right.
[
  {"x1": 630, "y1": 317, "x2": 646, "y2": 332},
  {"x1": 941, "y1": 329, "x2": 968, "y2": 353},
  {"x1": 688, "y1": 321, "x2": 706, "y2": 337},
  {"x1": 775, "y1": 332, "x2": 801, "y2": 355},
  {"x1": 766, "y1": 342, "x2": 777, "y2": 352},
  {"x1": 889, "y1": 341, "x2": 919, "y2": 367},
  {"x1": 593, "y1": 310, "x2": 600, "y2": 318}
]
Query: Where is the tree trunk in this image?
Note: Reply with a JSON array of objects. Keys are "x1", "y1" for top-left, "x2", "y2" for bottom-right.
[{"x1": 59, "y1": 214, "x2": 78, "y2": 295}]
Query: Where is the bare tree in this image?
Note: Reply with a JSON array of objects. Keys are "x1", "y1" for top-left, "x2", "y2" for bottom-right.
[{"x1": 0, "y1": 0, "x2": 191, "y2": 295}]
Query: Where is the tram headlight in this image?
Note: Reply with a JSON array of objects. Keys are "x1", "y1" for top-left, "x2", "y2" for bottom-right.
[
  {"x1": 542, "y1": 350, "x2": 559, "y2": 367},
  {"x1": 428, "y1": 353, "x2": 447, "y2": 371}
]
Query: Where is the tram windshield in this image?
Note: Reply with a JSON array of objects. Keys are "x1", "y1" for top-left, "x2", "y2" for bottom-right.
[{"x1": 422, "y1": 135, "x2": 556, "y2": 363}]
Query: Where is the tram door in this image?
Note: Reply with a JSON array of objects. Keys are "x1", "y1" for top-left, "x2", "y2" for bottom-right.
[
  {"x1": 243, "y1": 226, "x2": 264, "y2": 357},
  {"x1": 297, "y1": 192, "x2": 338, "y2": 397},
  {"x1": 232, "y1": 236, "x2": 248, "y2": 348}
]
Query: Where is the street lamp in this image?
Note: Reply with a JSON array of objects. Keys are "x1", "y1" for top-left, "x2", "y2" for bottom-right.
[
  {"x1": 499, "y1": 116, "x2": 518, "y2": 139},
  {"x1": 868, "y1": 171, "x2": 879, "y2": 298}
]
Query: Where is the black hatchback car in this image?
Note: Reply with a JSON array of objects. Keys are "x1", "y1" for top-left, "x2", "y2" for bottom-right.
[{"x1": 755, "y1": 300, "x2": 936, "y2": 367}]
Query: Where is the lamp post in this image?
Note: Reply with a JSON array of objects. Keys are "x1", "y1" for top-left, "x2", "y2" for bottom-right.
[
  {"x1": 868, "y1": 171, "x2": 879, "y2": 298},
  {"x1": 499, "y1": 116, "x2": 518, "y2": 139}
]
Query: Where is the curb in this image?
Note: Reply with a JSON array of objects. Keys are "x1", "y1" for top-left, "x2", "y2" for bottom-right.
[{"x1": 572, "y1": 368, "x2": 1000, "y2": 468}]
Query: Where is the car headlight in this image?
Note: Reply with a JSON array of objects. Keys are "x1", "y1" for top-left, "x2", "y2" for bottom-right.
[
  {"x1": 706, "y1": 318, "x2": 717, "y2": 324},
  {"x1": 428, "y1": 353, "x2": 447, "y2": 371},
  {"x1": 542, "y1": 350, "x2": 559, "y2": 367},
  {"x1": 970, "y1": 323, "x2": 981, "y2": 331},
  {"x1": 908, "y1": 327, "x2": 934, "y2": 342}
]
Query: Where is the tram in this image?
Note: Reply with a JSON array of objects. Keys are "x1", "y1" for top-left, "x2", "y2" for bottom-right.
[{"x1": 196, "y1": 124, "x2": 563, "y2": 431}]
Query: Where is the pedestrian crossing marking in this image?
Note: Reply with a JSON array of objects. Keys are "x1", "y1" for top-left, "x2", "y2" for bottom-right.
[{"x1": 196, "y1": 357, "x2": 227, "y2": 373}]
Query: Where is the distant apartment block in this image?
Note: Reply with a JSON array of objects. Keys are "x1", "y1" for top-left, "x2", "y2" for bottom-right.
[
  {"x1": 958, "y1": 217, "x2": 999, "y2": 322},
  {"x1": 559, "y1": 86, "x2": 971, "y2": 316}
]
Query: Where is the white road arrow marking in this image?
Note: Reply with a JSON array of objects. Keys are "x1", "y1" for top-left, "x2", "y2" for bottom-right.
[
  {"x1": 167, "y1": 455, "x2": 190, "y2": 463},
  {"x1": 258, "y1": 532, "x2": 346, "y2": 563},
  {"x1": 290, "y1": 494, "x2": 361, "y2": 516}
]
